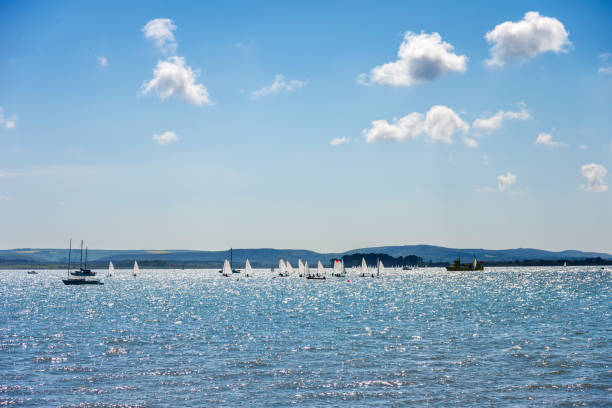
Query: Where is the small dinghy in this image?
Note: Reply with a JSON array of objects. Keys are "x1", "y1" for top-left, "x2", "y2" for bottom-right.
[
  {"x1": 307, "y1": 260, "x2": 326, "y2": 280},
  {"x1": 245, "y1": 259, "x2": 253, "y2": 277},
  {"x1": 222, "y1": 259, "x2": 231, "y2": 277},
  {"x1": 278, "y1": 259, "x2": 289, "y2": 277}
]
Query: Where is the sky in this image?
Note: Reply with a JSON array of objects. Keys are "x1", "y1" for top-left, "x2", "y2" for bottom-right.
[{"x1": 0, "y1": 0, "x2": 611, "y2": 253}]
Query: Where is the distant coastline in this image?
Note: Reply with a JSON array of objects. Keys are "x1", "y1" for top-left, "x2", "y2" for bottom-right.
[{"x1": 1, "y1": 245, "x2": 611, "y2": 270}]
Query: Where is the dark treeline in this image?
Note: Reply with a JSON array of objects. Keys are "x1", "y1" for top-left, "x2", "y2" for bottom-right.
[
  {"x1": 467, "y1": 257, "x2": 612, "y2": 267},
  {"x1": 426, "y1": 257, "x2": 612, "y2": 267},
  {"x1": 338, "y1": 253, "x2": 423, "y2": 267}
]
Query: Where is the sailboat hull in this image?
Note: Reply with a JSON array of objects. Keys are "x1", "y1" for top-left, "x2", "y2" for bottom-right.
[
  {"x1": 71, "y1": 269, "x2": 96, "y2": 276},
  {"x1": 63, "y1": 279, "x2": 103, "y2": 285}
]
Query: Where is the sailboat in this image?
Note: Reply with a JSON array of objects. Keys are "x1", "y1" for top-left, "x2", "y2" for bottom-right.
[
  {"x1": 332, "y1": 259, "x2": 346, "y2": 277},
  {"x1": 222, "y1": 259, "x2": 231, "y2": 277},
  {"x1": 360, "y1": 257, "x2": 372, "y2": 277},
  {"x1": 63, "y1": 238, "x2": 103, "y2": 285},
  {"x1": 278, "y1": 259, "x2": 288, "y2": 277},
  {"x1": 563, "y1": 261, "x2": 567, "y2": 267},
  {"x1": 286, "y1": 260, "x2": 295, "y2": 275},
  {"x1": 245, "y1": 259, "x2": 253, "y2": 277},
  {"x1": 133, "y1": 261, "x2": 139, "y2": 277},
  {"x1": 70, "y1": 241, "x2": 96, "y2": 276},
  {"x1": 307, "y1": 260, "x2": 326, "y2": 280},
  {"x1": 377, "y1": 259, "x2": 384, "y2": 277},
  {"x1": 108, "y1": 261, "x2": 115, "y2": 277},
  {"x1": 298, "y1": 259, "x2": 305, "y2": 277}
]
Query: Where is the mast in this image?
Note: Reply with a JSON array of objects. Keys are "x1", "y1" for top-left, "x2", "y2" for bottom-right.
[
  {"x1": 230, "y1": 248, "x2": 233, "y2": 270},
  {"x1": 79, "y1": 240, "x2": 83, "y2": 270},
  {"x1": 85, "y1": 246, "x2": 88, "y2": 269},
  {"x1": 67, "y1": 238, "x2": 72, "y2": 278}
]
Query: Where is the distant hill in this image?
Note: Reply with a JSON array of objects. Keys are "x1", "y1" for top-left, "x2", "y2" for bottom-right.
[{"x1": 1, "y1": 245, "x2": 610, "y2": 269}]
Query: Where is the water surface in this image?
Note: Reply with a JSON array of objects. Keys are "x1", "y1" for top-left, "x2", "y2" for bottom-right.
[{"x1": 1, "y1": 267, "x2": 610, "y2": 406}]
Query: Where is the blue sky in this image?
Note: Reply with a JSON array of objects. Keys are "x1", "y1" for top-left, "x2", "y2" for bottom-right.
[{"x1": 1, "y1": 0, "x2": 611, "y2": 253}]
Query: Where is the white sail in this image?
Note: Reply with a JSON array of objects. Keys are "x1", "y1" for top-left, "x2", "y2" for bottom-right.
[
  {"x1": 245, "y1": 259, "x2": 253, "y2": 275},
  {"x1": 222, "y1": 259, "x2": 231, "y2": 276},
  {"x1": 378, "y1": 260, "x2": 384, "y2": 276},
  {"x1": 361, "y1": 257, "x2": 368, "y2": 275},
  {"x1": 317, "y1": 260, "x2": 324, "y2": 276},
  {"x1": 279, "y1": 259, "x2": 287, "y2": 274},
  {"x1": 341, "y1": 259, "x2": 345, "y2": 274},
  {"x1": 286, "y1": 260, "x2": 294, "y2": 275},
  {"x1": 298, "y1": 259, "x2": 305, "y2": 275},
  {"x1": 304, "y1": 261, "x2": 310, "y2": 276},
  {"x1": 472, "y1": 258, "x2": 478, "y2": 269},
  {"x1": 108, "y1": 261, "x2": 115, "y2": 277},
  {"x1": 133, "y1": 261, "x2": 140, "y2": 276}
]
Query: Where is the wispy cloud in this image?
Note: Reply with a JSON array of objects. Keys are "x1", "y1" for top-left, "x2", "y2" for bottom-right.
[
  {"x1": 251, "y1": 75, "x2": 307, "y2": 99},
  {"x1": 497, "y1": 172, "x2": 516, "y2": 192},
  {"x1": 485, "y1": 11, "x2": 570, "y2": 67},
  {"x1": 473, "y1": 103, "x2": 530, "y2": 132},
  {"x1": 598, "y1": 53, "x2": 612, "y2": 74},
  {"x1": 0, "y1": 107, "x2": 17, "y2": 129},
  {"x1": 153, "y1": 131, "x2": 179, "y2": 145},
  {"x1": 96, "y1": 55, "x2": 108, "y2": 69},
  {"x1": 482, "y1": 154, "x2": 490, "y2": 166},
  {"x1": 330, "y1": 137, "x2": 349, "y2": 147},
  {"x1": 535, "y1": 132, "x2": 566, "y2": 147},
  {"x1": 142, "y1": 18, "x2": 177, "y2": 54},
  {"x1": 580, "y1": 163, "x2": 608, "y2": 192},
  {"x1": 463, "y1": 137, "x2": 478, "y2": 148}
]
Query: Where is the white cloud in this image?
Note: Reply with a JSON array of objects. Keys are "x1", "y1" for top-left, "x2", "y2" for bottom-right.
[
  {"x1": 578, "y1": 144, "x2": 588, "y2": 150},
  {"x1": 251, "y1": 75, "x2": 307, "y2": 99},
  {"x1": 0, "y1": 108, "x2": 17, "y2": 129},
  {"x1": 364, "y1": 113, "x2": 424, "y2": 143},
  {"x1": 598, "y1": 66, "x2": 612, "y2": 75},
  {"x1": 535, "y1": 132, "x2": 565, "y2": 147},
  {"x1": 473, "y1": 104, "x2": 530, "y2": 131},
  {"x1": 424, "y1": 105, "x2": 470, "y2": 143},
  {"x1": 485, "y1": 11, "x2": 570, "y2": 67},
  {"x1": 497, "y1": 172, "x2": 516, "y2": 192},
  {"x1": 580, "y1": 163, "x2": 608, "y2": 192},
  {"x1": 153, "y1": 131, "x2": 179, "y2": 145},
  {"x1": 363, "y1": 31, "x2": 467, "y2": 87},
  {"x1": 142, "y1": 18, "x2": 177, "y2": 54},
  {"x1": 142, "y1": 56, "x2": 212, "y2": 106},
  {"x1": 599, "y1": 53, "x2": 612, "y2": 74},
  {"x1": 463, "y1": 137, "x2": 478, "y2": 148},
  {"x1": 96, "y1": 55, "x2": 108, "y2": 69},
  {"x1": 330, "y1": 137, "x2": 349, "y2": 147},
  {"x1": 364, "y1": 105, "x2": 468, "y2": 144}
]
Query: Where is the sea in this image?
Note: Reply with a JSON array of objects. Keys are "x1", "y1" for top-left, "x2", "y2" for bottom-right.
[{"x1": 0, "y1": 267, "x2": 610, "y2": 407}]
